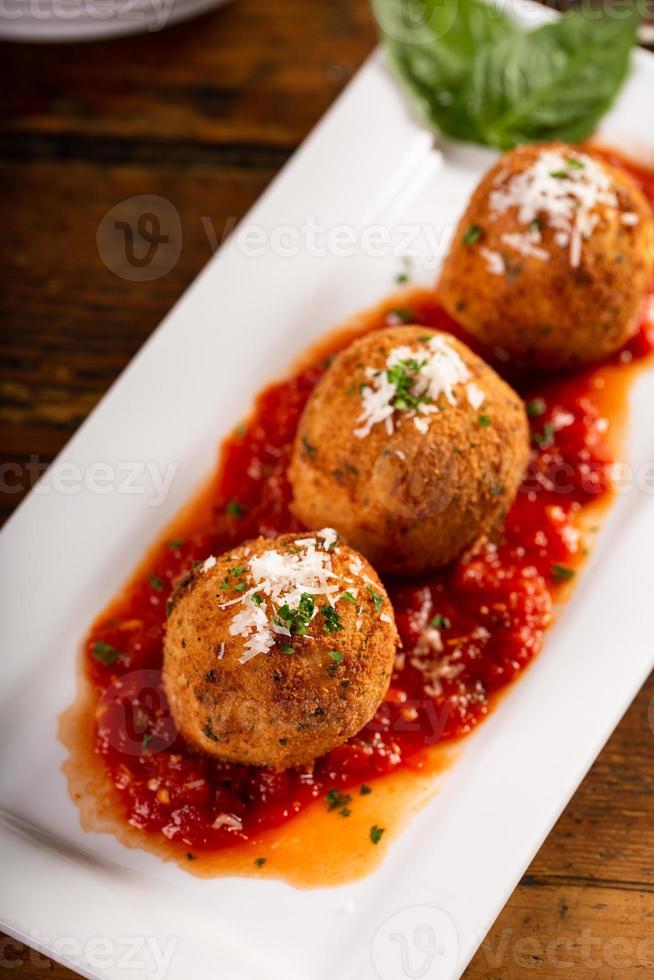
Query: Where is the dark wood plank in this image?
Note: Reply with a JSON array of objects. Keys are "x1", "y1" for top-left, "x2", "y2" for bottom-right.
[
  {"x1": 0, "y1": 0, "x2": 375, "y2": 147},
  {"x1": 466, "y1": 883, "x2": 654, "y2": 978},
  {"x1": 0, "y1": 157, "x2": 272, "y2": 520}
]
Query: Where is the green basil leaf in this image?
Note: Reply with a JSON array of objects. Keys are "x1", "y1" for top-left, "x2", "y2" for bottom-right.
[
  {"x1": 464, "y1": 6, "x2": 641, "y2": 148},
  {"x1": 373, "y1": 0, "x2": 516, "y2": 138},
  {"x1": 374, "y1": 0, "x2": 640, "y2": 149}
]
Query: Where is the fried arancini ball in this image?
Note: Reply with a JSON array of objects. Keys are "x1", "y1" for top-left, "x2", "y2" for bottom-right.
[
  {"x1": 288, "y1": 326, "x2": 529, "y2": 576},
  {"x1": 163, "y1": 530, "x2": 398, "y2": 770},
  {"x1": 438, "y1": 143, "x2": 654, "y2": 368}
]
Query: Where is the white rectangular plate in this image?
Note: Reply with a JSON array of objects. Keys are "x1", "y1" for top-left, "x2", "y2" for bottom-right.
[{"x1": 1, "y1": 3, "x2": 653, "y2": 978}]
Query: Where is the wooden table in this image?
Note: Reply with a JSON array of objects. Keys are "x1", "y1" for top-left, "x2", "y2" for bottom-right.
[{"x1": 1, "y1": 2, "x2": 653, "y2": 976}]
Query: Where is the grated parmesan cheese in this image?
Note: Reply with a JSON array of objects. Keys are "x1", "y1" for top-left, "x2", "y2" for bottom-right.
[
  {"x1": 489, "y1": 149, "x2": 620, "y2": 268},
  {"x1": 466, "y1": 382, "x2": 486, "y2": 411},
  {"x1": 349, "y1": 555, "x2": 364, "y2": 577},
  {"x1": 217, "y1": 533, "x2": 370, "y2": 665},
  {"x1": 201, "y1": 555, "x2": 217, "y2": 573},
  {"x1": 212, "y1": 813, "x2": 243, "y2": 831},
  {"x1": 354, "y1": 335, "x2": 479, "y2": 439},
  {"x1": 413, "y1": 627, "x2": 444, "y2": 657},
  {"x1": 480, "y1": 247, "x2": 505, "y2": 276},
  {"x1": 501, "y1": 231, "x2": 549, "y2": 262},
  {"x1": 317, "y1": 527, "x2": 339, "y2": 552},
  {"x1": 410, "y1": 627, "x2": 466, "y2": 698}
]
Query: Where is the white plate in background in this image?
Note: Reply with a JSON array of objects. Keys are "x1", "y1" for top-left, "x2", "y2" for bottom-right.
[
  {"x1": 0, "y1": 2, "x2": 653, "y2": 978},
  {"x1": 0, "y1": 0, "x2": 230, "y2": 43}
]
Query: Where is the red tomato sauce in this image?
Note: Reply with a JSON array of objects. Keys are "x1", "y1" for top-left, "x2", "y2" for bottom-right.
[{"x1": 83, "y1": 160, "x2": 654, "y2": 857}]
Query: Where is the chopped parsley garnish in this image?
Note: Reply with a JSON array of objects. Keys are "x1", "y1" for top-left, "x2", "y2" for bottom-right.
[
  {"x1": 302, "y1": 435, "x2": 317, "y2": 458},
  {"x1": 251, "y1": 593, "x2": 264, "y2": 606},
  {"x1": 567, "y1": 157, "x2": 585, "y2": 169},
  {"x1": 277, "y1": 592, "x2": 315, "y2": 636},
  {"x1": 226, "y1": 499, "x2": 246, "y2": 518},
  {"x1": 321, "y1": 605, "x2": 343, "y2": 634},
  {"x1": 490, "y1": 485, "x2": 505, "y2": 497},
  {"x1": 463, "y1": 224, "x2": 482, "y2": 245},
  {"x1": 203, "y1": 721, "x2": 218, "y2": 742},
  {"x1": 341, "y1": 591, "x2": 357, "y2": 604},
  {"x1": 429, "y1": 614, "x2": 451, "y2": 630},
  {"x1": 367, "y1": 587, "x2": 384, "y2": 613},
  {"x1": 549, "y1": 169, "x2": 569, "y2": 179},
  {"x1": 280, "y1": 644, "x2": 294, "y2": 654},
  {"x1": 340, "y1": 807, "x2": 351, "y2": 817},
  {"x1": 551, "y1": 563, "x2": 576, "y2": 582},
  {"x1": 92, "y1": 641, "x2": 121, "y2": 665},
  {"x1": 386, "y1": 358, "x2": 430, "y2": 412},
  {"x1": 389, "y1": 307, "x2": 414, "y2": 324},
  {"x1": 360, "y1": 785, "x2": 372, "y2": 795},
  {"x1": 327, "y1": 655, "x2": 343, "y2": 677},
  {"x1": 532, "y1": 422, "x2": 555, "y2": 449},
  {"x1": 168, "y1": 538, "x2": 184, "y2": 550},
  {"x1": 478, "y1": 414, "x2": 492, "y2": 427},
  {"x1": 526, "y1": 398, "x2": 546, "y2": 417},
  {"x1": 149, "y1": 575, "x2": 164, "y2": 592},
  {"x1": 233, "y1": 582, "x2": 248, "y2": 592},
  {"x1": 231, "y1": 565, "x2": 247, "y2": 576},
  {"x1": 370, "y1": 825, "x2": 385, "y2": 845},
  {"x1": 395, "y1": 257, "x2": 412, "y2": 284},
  {"x1": 254, "y1": 857, "x2": 266, "y2": 867},
  {"x1": 326, "y1": 789, "x2": 352, "y2": 812},
  {"x1": 142, "y1": 732, "x2": 153, "y2": 748}
]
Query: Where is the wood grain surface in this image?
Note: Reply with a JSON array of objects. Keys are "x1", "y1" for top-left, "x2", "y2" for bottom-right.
[{"x1": 1, "y1": 1, "x2": 653, "y2": 976}]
